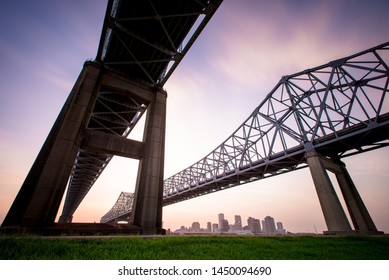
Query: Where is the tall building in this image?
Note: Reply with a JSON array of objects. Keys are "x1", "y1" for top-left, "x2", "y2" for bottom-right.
[
  {"x1": 207, "y1": 222, "x2": 212, "y2": 232},
  {"x1": 234, "y1": 215, "x2": 242, "y2": 231},
  {"x1": 264, "y1": 216, "x2": 276, "y2": 235},
  {"x1": 247, "y1": 217, "x2": 261, "y2": 233},
  {"x1": 221, "y1": 219, "x2": 230, "y2": 233},
  {"x1": 212, "y1": 223, "x2": 219, "y2": 233},
  {"x1": 218, "y1": 213, "x2": 224, "y2": 232},
  {"x1": 277, "y1": 222, "x2": 286, "y2": 234},
  {"x1": 192, "y1": 222, "x2": 200, "y2": 232}
]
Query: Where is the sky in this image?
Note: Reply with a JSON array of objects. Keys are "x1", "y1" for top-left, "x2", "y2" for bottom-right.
[{"x1": 1, "y1": 0, "x2": 389, "y2": 234}]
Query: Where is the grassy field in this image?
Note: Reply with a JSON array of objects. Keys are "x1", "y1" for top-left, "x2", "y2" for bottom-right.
[{"x1": 0, "y1": 235, "x2": 388, "y2": 260}]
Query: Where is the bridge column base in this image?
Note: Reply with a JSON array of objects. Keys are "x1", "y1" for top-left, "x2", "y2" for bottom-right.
[
  {"x1": 130, "y1": 88, "x2": 167, "y2": 229},
  {"x1": 306, "y1": 151, "x2": 352, "y2": 232},
  {"x1": 1, "y1": 61, "x2": 102, "y2": 228},
  {"x1": 306, "y1": 150, "x2": 381, "y2": 235},
  {"x1": 334, "y1": 161, "x2": 380, "y2": 233}
]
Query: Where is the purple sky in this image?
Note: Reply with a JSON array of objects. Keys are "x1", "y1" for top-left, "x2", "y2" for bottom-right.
[{"x1": 1, "y1": 0, "x2": 389, "y2": 233}]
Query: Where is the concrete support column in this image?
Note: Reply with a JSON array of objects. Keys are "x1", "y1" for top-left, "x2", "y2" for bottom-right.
[
  {"x1": 306, "y1": 151, "x2": 352, "y2": 232},
  {"x1": 130, "y1": 88, "x2": 167, "y2": 229},
  {"x1": 335, "y1": 162, "x2": 378, "y2": 232},
  {"x1": 2, "y1": 62, "x2": 102, "y2": 227}
]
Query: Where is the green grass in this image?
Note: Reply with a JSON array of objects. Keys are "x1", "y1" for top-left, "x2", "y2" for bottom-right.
[{"x1": 0, "y1": 235, "x2": 388, "y2": 260}]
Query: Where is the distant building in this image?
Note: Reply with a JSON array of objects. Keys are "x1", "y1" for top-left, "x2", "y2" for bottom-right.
[
  {"x1": 277, "y1": 222, "x2": 286, "y2": 234},
  {"x1": 192, "y1": 222, "x2": 200, "y2": 232},
  {"x1": 207, "y1": 222, "x2": 212, "y2": 232},
  {"x1": 261, "y1": 220, "x2": 266, "y2": 234},
  {"x1": 218, "y1": 213, "x2": 225, "y2": 232},
  {"x1": 234, "y1": 215, "x2": 242, "y2": 231},
  {"x1": 212, "y1": 223, "x2": 219, "y2": 233},
  {"x1": 221, "y1": 219, "x2": 230, "y2": 233},
  {"x1": 264, "y1": 216, "x2": 276, "y2": 235},
  {"x1": 247, "y1": 217, "x2": 261, "y2": 234}
]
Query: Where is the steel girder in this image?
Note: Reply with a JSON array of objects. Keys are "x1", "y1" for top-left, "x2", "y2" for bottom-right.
[{"x1": 162, "y1": 42, "x2": 389, "y2": 206}]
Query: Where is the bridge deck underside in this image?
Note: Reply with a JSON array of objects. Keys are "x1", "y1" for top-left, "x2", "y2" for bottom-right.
[{"x1": 98, "y1": 0, "x2": 221, "y2": 86}]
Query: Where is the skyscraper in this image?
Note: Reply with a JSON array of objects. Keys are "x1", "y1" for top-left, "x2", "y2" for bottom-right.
[
  {"x1": 218, "y1": 213, "x2": 224, "y2": 232},
  {"x1": 277, "y1": 222, "x2": 285, "y2": 234},
  {"x1": 221, "y1": 219, "x2": 230, "y2": 233},
  {"x1": 192, "y1": 222, "x2": 200, "y2": 232},
  {"x1": 234, "y1": 215, "x2": 242, "y2": 231},
  {"x1": 264, "y1": 216, "x2": 276, "y2": 235},
  {"x1": 207, "y1": 222, "x2": 212, "y2": 232},
  {"x1": 247, "y1": 217, "x2": 261, "y2": 234}
]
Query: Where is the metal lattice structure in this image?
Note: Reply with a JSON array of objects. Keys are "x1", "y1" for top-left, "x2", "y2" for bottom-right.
[
  {"x1": 101, "y1": 42, "x2": 389, "y2": 222},
  {"x1": 97, "y1": 0, "x2": 223, "y2": 87},
  {"x1": 162, "y1": 42, "x2": 389, "y2": 205},
  {"x1": 100, "y1": 192, "x2": 134, "y2": 223}
]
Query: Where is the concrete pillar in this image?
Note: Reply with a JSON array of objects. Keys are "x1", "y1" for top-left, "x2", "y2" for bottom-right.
[
  {"x1": 130, "y1": 89, "x2": 167, "y2": 229},
  {"x1": 2, "y1": 62, "x2": 102, "y2": 227},
  {"x1": 306, "y1": 151, "x2": 352, "y2": 232},
  {"x1": 335, "y1": 161, "x2": 378, "y2": 232}
]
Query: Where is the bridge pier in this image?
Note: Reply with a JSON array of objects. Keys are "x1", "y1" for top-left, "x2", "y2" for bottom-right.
[
  {"x1": 2, "y1": 62, "x2": 102, "y2": 227},
  {"x1": 306, "y1": 151, "x2": 381, "y2": 234},
  {"x1": 130, "y1": 89, "x2": 167, "y2": 230},
  {"x1": 306, "y1": 151, "x2": 352, "y2": 233},
  {"x1": 335, "y1": 162, "x2": 379, "y2": 233},
  {"x1": 2, "y1": 61, "x2": 167, "y2": 235}
]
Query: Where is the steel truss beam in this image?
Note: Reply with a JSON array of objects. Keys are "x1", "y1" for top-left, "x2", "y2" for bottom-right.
[
  {"x1": 162, "y1": 42, "x2": 389, "y2": 205},
  {"x1": 100, "y1": 192, "x2": 134, "y2": 223}
]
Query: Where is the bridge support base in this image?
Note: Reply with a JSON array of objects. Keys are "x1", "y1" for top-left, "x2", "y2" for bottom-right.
[
  {"x1": 2, "y1": 61, "x2": 167, "y2": 235},
  {"x1": 2, "y1": 62, "x2": 102, "y2": 228},
  {"x1": 130, "y1": 89, "x2": 167, "y2": 229},
  {"x1": 306, "y1": 151, "x2": 382, "y2": 235}
]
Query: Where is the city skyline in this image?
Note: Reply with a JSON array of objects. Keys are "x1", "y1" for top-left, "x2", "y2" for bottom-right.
[
  {"x1": 1, "y1": 0, "x2": 389, "y2": 234},
  {"x1": 172, "y1": 212, "x2": 286, "y2": 235}
]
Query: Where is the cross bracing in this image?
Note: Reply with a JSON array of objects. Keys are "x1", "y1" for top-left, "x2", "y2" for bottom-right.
[{"x1": 97, "y1": 0, "x2": 223, "y2": 87}]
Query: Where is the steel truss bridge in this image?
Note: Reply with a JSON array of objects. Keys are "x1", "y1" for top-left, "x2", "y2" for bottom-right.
[{"x1": 101, "y1": 42, "x2": 389, "y2": 224}]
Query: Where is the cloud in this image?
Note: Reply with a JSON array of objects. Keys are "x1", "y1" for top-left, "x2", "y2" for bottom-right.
[{"x1": 203, "y1": 0, "x2": 389, "y2": 96}]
